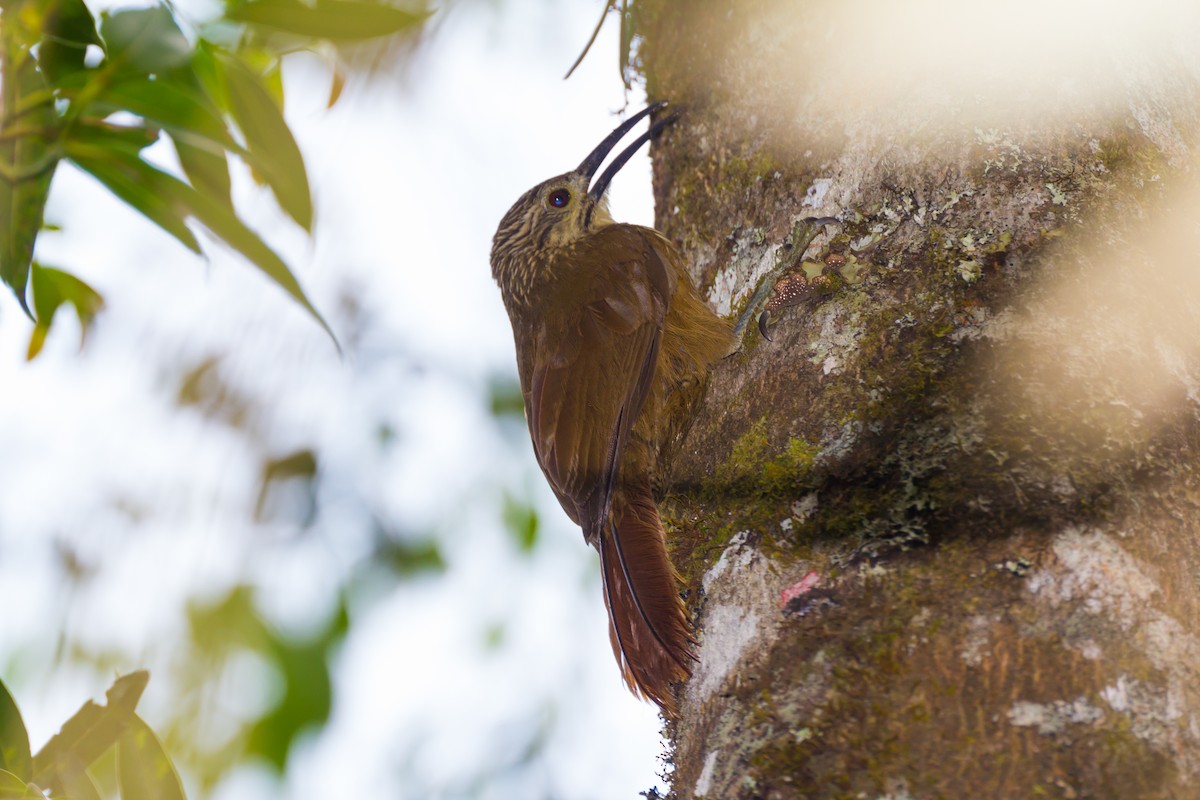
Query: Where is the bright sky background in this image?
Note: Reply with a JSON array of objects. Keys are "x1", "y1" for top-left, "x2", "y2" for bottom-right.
[{"x1": 0, "y1": 0, "x2": 671, "y2": 797}]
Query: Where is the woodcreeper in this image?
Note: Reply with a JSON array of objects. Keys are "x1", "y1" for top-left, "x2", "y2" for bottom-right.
[{"x1": 490, "y1": 103, "x2": 731, "y2": 714}]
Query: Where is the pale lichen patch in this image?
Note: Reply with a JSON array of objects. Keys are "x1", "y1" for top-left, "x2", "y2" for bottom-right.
[
  {"x1": 693, "y1": 749, "x2": 719, "y2": 797},
  {"x1": 1026, "y1": 527, "x2": 1160, "y2": 626},
  {"x1": 1008, "y1": 697, "x2": 1105, "y2": 736},
  {"x1": 693, "y1": 534, "x2": 776, "y2": 704},
  {"x1": 1027, "y1": 525, "x2": 1200, "y2": 777},
  {"x1": 960, "y1": 613, "x2": 998, "y2": 667}
]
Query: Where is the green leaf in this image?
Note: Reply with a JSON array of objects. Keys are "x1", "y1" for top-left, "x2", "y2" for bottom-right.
[
  {"x1": 0, "y1": 680, "x2": 32, "y2": 781},
  {"x1": 65, "y1": 140, "x2": 334, "y2": 342},
  {"x1": 254, "y1": 448, "x2": 318, "y2": 524},
  {"x1": 37, "y1": 0, "x2": 104, "y2": 84},
  {"x1": 0, "y1": 769, "x2": 31, "y2": 799},
  {"x1": 216, "y1": 53, "x2": 312, "y2": 230},
  {"x1": 172, "y1": 176, "x2": 335, "y2": 341},
  {"x1": 116, "y1": 716, "x2": 185, "y2": 800},
  {"x1": 93, "y1": 77, "x2": 236, "y2": 148},
  {"x1": 66, "y1": 139, "x2": 202, "y2": 256},
  {"x1": 188, "y1": 43, "x2": 230, "y2": 113},
  {"x1": 100, "y1": 6, "x2": 192, "y2": 74},
  {"x1": 34, "y1": 754, "x2": 102, "y2": 800},
  {"x1": 226, "y1": 0, "x2": 430, "y2": 41},
  {"x1": 0, "y1": 55, "x2": 58, "y2": 315},
  {"x1": 27, "y1": 264, "x2": 105, "y2": 359},
  {"x1": 373, "y1": 535, "x2": 444, "y2": 576},
  {"x1": 67, "y1": 119, "x2": 160, "y2": 155},
  {"x1": 503, "y1": 494, "x2": 539, "y2": 553},
  {"x1": 32, "y1": 672, "x2": 148, "y2": 793},
  {"x1": 246, "y1": 611, "x2": 341, "y2": 773},
  {"x1": 487, "y1": 375, "x2": 524, "y2": 418},
  {"x1": 174, "y1": 137, "x2": 232, "y2": 206}
]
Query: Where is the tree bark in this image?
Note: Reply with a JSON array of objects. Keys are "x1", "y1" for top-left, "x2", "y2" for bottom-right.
[{"x1": 639, "y1": 2, "x2": 1200, "y2": 798}]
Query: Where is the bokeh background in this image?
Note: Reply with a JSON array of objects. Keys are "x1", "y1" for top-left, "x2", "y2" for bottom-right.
[{"x1": 0, "y1": 1, "x2": 672, "y2": 796}]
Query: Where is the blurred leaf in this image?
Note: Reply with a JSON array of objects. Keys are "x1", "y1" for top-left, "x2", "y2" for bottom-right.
[
  {"x1": 482, "y1": 622, "x2": 505, "y2": 651},
  {"x1": 0, "y1": 54, "x2": 58, "y2": 316},
  {"x1": 174, "y1": 137, "x2": 232, "y2": 206},
  {"x1": 65, "y1": 137, "x2": 334, "y2": 340},
  {"x1": 27, "y1": 264, "x2": 104, "y2": 359},
  {"x1": 188, "y1": 44, "x2": 229, "y2": 113},
  {"x1": 176, "y1": 356, "x2": 252, "y2": 426},
  {"x1": 254, "y1": 449, "x2": 318, "y2": 525},
  {"x1": 187, "y1": 585, "x2": 261, "y2": 654},
  {"x1": 41, "y1": 753, "x2": 102, "y2": 800},
  {"x1": 0, "y1": 769, "x2": 32, "y2": 798},
  {"x1": 488, "y1": 376, "x2": 524, "y2": 418},
  {"x1": 226, "y1": 0, "x2": 429, "y2": 42},
  {"x1": 66, "y1": 137, "x2": 201, "y2": 256},
  {"x1": 374, "y1": 534, "x2": 444, "y2": 576},
  {"x1": 326, "y1": 66, "x2": 346, "y2": 108},
  {"x1": 245, "y1": 603, "x2": 346, "y2": 773},
  {"x1": 375, "y1": 422, "x2": 396, "y2": 447},
  {"x1": 503, "y1": 494, "x2": 539, "y2": 553},
  {"x1": 216, "y1": 52, "x2": 312, "y2": 230},
  {"x1": 93, "y1": 78, "x2": 236, "y2": 148},
  {"x1": 67, "y1": 119, "x2": 159, "y2": 154},
  {"x1": 175, "y1": 171, "x2": 333, "y2": 339},
  {"x1": 100, "y1": 6, "x2": 192, "y2": 74},
  {"x1": 260, "y1": 449, "x2": 317, "y2": 482},
  {"x1": 31, "y1": 672, "x2": 147, "y2": 792},
  {"x1": 117, "y1": 716, "x2": 185, "y2": 800},
  {"x1": 0, "y1": 680, "x2": 32, "y2": 780},
  {"x1": 36, "y1": 0, "x2": 103, "y2": 84}
]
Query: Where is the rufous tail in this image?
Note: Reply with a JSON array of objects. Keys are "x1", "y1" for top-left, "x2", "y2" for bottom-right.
[{"x1": 598, "y1": 483, "x2": 694, "y2": 715}]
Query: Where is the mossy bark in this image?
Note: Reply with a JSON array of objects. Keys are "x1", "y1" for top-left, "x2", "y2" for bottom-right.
[{"x1": 638, "y1": 2, "x2": 1200, "y2": 798}]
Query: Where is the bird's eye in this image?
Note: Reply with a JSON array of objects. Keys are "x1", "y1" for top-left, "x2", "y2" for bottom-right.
[{"x1": 547, "y1": 188, "x2": 571, "y2": 209}]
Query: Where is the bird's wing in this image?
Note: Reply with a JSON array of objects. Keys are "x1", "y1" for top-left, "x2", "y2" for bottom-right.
[{"x1": 525, "y1": 228, "x2": 671, "y2": 539}]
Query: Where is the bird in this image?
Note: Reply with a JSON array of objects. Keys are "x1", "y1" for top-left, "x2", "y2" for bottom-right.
[{"x1": 490, "y1": 103, "x2": 732, "y2": 714}]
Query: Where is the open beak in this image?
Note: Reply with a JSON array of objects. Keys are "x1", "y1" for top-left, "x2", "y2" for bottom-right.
[{"x1": 576, "y1": 101, "x2": 677, "y2": 203}]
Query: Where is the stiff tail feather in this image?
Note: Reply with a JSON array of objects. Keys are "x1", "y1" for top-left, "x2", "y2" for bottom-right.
[{"x1": 598, "y1": 484, "x2": 695, "y2": 715}]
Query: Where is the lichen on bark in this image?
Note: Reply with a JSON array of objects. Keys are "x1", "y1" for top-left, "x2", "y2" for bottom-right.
[{"x1": 634, "y1": 1, "x2": 1200, "y2": 797}]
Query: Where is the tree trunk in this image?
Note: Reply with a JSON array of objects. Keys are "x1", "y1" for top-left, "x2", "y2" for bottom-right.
[{"x1": 639, "y1": 2, "x2": 1200, "y2": 797}]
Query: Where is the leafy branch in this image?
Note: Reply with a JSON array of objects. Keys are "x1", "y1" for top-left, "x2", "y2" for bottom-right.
[{"x1": 0, "y1": 0, "x2": 430, "y2": 356}]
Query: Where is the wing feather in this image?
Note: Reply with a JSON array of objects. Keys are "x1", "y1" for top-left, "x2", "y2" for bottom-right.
[{"x1": 522, "y1": 228, "x2": 671, "y2": 538}]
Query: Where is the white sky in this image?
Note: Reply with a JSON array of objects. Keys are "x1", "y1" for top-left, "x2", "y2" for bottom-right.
[{"x1": 0, "y1": 0, "x2": 671, "y2": 797}]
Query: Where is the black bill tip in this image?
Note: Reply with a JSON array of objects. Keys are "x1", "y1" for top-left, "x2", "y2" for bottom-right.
[
  {"x1": 576, "y1": 101, "x2": 669, "y2": 183},
  {"x1": 586, "y1": 109, "x2": 677, "y2": 203}
]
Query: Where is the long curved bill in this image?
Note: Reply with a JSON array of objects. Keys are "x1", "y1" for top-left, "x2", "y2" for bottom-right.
[{"x1": 576, "y1": 102, "x2": 678, "y2": 203}]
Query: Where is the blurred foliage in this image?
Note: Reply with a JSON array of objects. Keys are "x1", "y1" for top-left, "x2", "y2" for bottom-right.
[
  {"x1": 1, "y1": 672, "x2": 186, "y2": 799},
  {"x1": 502, "y1": 493, "x2": 539, "y2": 553},
  {"x1": 255, "y1": 449, "x2": 318, "y2": 525},
  {"x1": 1, "y1": 0, "x2": 433, "y2": 792},
  {"x1": 177, "y1": 356, "x2": 253, "y2": 428},
  {"x1": 0, "y1": 2, "x2": 634, "y2": 797},
  {"x1": 0, "y1": 0, "x2": 431, "y2": 354},
  {"x1": 181, "y1": 586, "x2": 344, "y2": 781},
  {"x1": 371, "y1": 529, "x2": 447, "y2": 576},
  {"x1": 487, "y1": 374, "x2": 525, "y2": 419}
]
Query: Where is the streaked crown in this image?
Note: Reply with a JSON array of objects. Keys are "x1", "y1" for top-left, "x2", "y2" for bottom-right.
[{"x1": 491, "y1": 103, "x2": 675, "y2": 301}]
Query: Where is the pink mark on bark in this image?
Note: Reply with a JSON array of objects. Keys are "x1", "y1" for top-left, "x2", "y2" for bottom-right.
[{"x1": 780, "y1": 572, "x2": 822, "y2": 608}]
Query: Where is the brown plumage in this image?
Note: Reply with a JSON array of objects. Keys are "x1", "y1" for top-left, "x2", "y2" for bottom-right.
[{"x1": 491, "y1": 105, "x2": 732, "y2": 714}]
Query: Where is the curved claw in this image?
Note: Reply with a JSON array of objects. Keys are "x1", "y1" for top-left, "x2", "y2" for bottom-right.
[
  {"x1": 730, "y1": 214, "x2": 841, "y2": 350},
  {"x1": 758, "y1": 310, "x2": 773, "y2": 342}
]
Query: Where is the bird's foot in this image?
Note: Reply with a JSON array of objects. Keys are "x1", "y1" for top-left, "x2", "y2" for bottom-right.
[{"x1": 731, "y1": 216, "x2": 840, "y2": 347}]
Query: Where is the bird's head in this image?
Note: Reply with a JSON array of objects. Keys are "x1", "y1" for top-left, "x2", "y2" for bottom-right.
[{"x1": 491, "y1": 103, "x2": 674, "y2": 290}]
